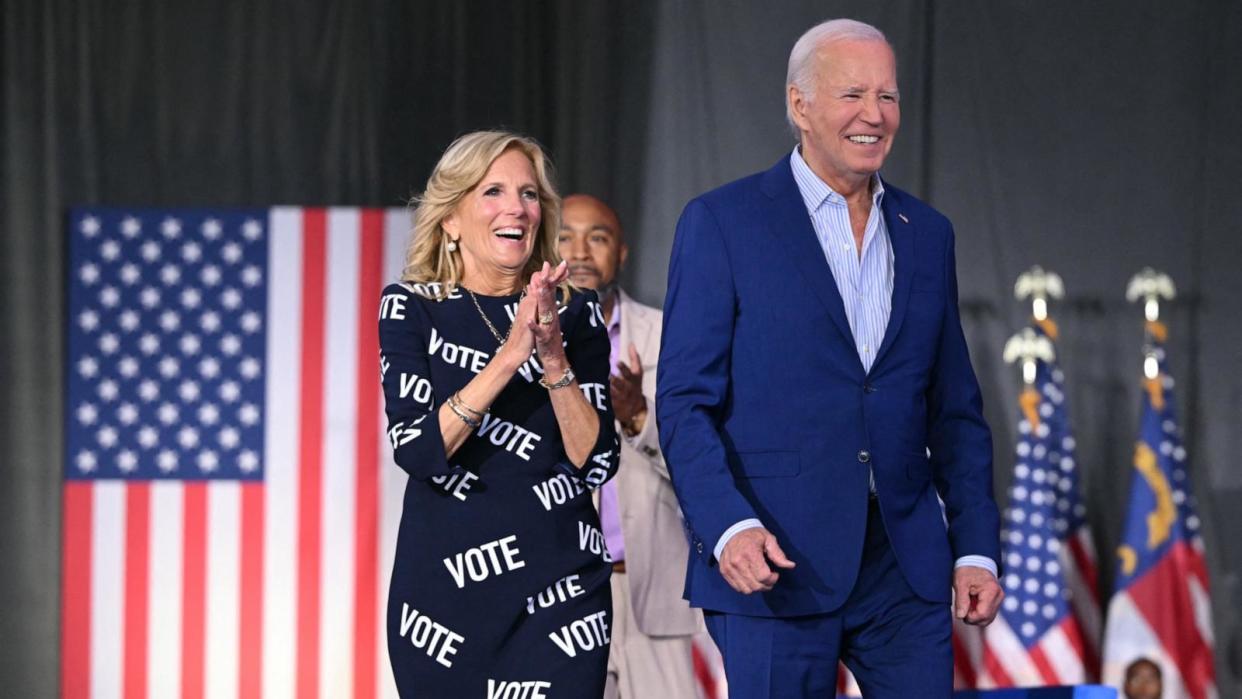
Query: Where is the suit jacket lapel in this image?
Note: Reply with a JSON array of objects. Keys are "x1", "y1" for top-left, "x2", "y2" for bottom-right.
[
  {"x1": 615, "y1": 290, "x2": 632, "y2": 364},
  {"x1": 613, "y1": 290, "x2": 640, "y2": 367},
  {"x1": 616, "y1": 289, "x2": 653, "y2": 368},
  {"x1": 760, "y1": 160, "x2": 861, "y2": 373},
  {"x1": 872, "y1": 187, "x2": 914, "y2": 373}
]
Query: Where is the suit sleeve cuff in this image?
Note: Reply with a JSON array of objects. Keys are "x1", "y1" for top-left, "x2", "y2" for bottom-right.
[
  {"x1": 714, "y1": 519, "x2": 764, "y2": 561},
  {"x1": 954, "y1": 555, "x2": 998, "y2": 578}
]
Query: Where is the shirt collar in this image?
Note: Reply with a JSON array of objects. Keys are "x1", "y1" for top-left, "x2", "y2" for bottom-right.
[
  {"x1": 606, "y1": 291, "x2": 622, "y2": 333},
  {"x1": 789, "y1": 147, "x2": 885, "y2": 213}
]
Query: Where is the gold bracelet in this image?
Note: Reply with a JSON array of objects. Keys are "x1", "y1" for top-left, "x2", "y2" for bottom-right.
[
  {"x1": 445, "y1": 395, "x2": 481, "y2": 428},
  {"x1": 451, "y1": 391, "x2": 486, "y2": 418},
  {"x1": 539, "y1": 366, "x2": 575, "y2": 390}
]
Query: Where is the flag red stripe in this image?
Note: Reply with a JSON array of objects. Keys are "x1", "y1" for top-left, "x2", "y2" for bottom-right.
[
  {"x1": 1067, "y1": 534, "x2": 1098, "y2": 597},
  {"x1": 297, "y1": 209, "x2": 328, "y2": 699},
  {"x1": 1186, "y1": 541, "x2": 1211, "y2": 586},
  {"x1": 353, "y1": 209, "x2": 384, "y2": 699},
  {"x1": 1027, "y1": 644, "x2": 1062, "y2": 685},
  {"x1": 691, "y1": 643, "x2": 718, "y2": 699},
  {"x1": 1067, "y1": 532, "x2": 1101, "y2": 677},
  {"x1": 239, "y1": 483, "x2": 264, "y2": 699},
  {"x1": 181, "y1": 484, "x2": 208, "y2": 699},
  {"x1": 123, "y1": 484, "x2": 150, "y2": 699},
  {"x1": 1075, "y1": 622, "x2": 1100, "y2": 679},
  {"x1": 61, "y1": 483, "x2": 93, "y2": 699},
  {"x1": 1130, "y1": 543, "x2": 1214, "y2": 699},
  {"x1": 1058, "y1": 615, "x2": 1088, "y2": 669},
  {"x1": 952, "y1": 632, "x2": 977, "y2": 687},
  {"x1": 982, "y1": 645, "x2": 1013, "y2": 688},
  {"x1": 1060, "y1": 607, "x2": 1096, "y2": 680}
]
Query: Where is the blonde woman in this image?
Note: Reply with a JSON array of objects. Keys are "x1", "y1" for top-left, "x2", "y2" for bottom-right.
[{"x1": 379, "y1": 130, "x2": 619, "y2": 695}]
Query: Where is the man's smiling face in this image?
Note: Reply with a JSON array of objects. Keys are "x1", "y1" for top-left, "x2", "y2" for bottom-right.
[{"x1": 788, "y1": 38, "x2": 900, "y2": 192}]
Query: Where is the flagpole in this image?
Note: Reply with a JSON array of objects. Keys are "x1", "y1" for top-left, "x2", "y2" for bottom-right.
[
  {"x1": 1101, "y1": 269, "x2": 1216, "y2": 699},
  {"x1": 965, "y1": 266, "x2": 1097, "y2": 688}
]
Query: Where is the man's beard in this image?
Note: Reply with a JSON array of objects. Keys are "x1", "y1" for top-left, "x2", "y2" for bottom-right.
[
  {"x1": 595, "y1": 280, "x2": 619, "y2": 303},
  {"x1": 570, "y1": 264, "x2": 619, "y2": 301}
]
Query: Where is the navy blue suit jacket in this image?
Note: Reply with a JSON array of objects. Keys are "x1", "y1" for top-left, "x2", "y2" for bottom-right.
[{"x1": 656, "y1": 156, "x2": 1001, "y2": 617}]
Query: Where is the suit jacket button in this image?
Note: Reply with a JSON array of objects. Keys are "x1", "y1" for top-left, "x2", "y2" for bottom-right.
[
  {"x1": 858, "y1": 450, "x2": 871, "y2": 463},
  {"x1": 696, "y1": 541, "x2": 704, "y2": 554},
  {"x1": 863, "y1": 382, "x2": 876, "y2": 393}
]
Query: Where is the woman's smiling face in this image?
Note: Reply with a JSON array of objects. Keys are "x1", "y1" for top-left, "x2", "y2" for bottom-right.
[{"x1": 444, "y1": 147, "x2": 543, "y2": 293}]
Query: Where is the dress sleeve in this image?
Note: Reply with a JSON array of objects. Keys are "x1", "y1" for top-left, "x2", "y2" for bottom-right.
[
  {"x1": 377, "y1": 283, "x2": 456, "y2": 481},
  {"x1": 552, "y1": 291, "x2": 620, "y2": 490}
]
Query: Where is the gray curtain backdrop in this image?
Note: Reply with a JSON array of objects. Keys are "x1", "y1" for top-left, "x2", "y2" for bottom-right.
[{"x1": 3, "y1": 1, "x2": 1239, "y2": 694}]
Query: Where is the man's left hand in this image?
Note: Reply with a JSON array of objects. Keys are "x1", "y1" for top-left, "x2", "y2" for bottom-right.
[
  {"x1": 953, "y1": 565, "x2": 1003, "y2": 626},
  {"x1": 611, "y1": 344, "x2": 646, "y2": 433}
]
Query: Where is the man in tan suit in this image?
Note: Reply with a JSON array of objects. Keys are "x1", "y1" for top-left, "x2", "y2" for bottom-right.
[{"x1": 558, "y1": 194, "x2": 703, "y2": 698}]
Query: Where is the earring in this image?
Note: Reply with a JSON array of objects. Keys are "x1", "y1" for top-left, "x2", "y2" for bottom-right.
[{"x1": 446, "y1": 239, "x2": 458, "y2": 252}]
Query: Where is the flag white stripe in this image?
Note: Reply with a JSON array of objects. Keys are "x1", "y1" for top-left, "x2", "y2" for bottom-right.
[
  {"x1": 953, "y1": 621, "x2": 988, "y2": 688},
  {"x1": 70, "y1": 208, "x2": 445, "y2": 699},
  {"x1": 262, "y1": 208, "x2": 304, "y2": 699},
  {"x1": 1074, "y1": 526, "x2": 1097, "y2": 561},
  {"x1": 382, "y1": 209, "x2": 409, "y2": 284},
  {"x1": 1103, "y1": 592, "x2": 1189, "y2": 699},
  {"x1": 983, "y1": 615, "x2": 1044, "y2": 686},
  {"x1": 148, "y1": 481, "x2": 184, "y2": 698},
  {"x1": 1041, "y1": 624, "x2": 1084, "y2": 685},
  {"x1": 90, "y1": 482, "x2": 125, "y2": 699},
  {"x1": 1190, "y1": 572, "x2": 1219, "y2": 697},
  {"x1": 205, "y1": 482, "x2": 241, "y2": 699},
  {"x1": 975, "y1": 664, "x2": 996, "y2": 688},
  {"x1": 319, "y1": 209, "x2": 360, "y2": 697},
  {"x1": 378, "y1": 210, "x2": 411, "y2": 699},
  {"x1": 1189, "y1": 574, "x2": 1215, "y2": 647},
  {"x1": 692, "y1": 633, "x2": 727, "y2": 699},
  {"x1": 383, "y1": 208, "x2": 412, "y2": 283},
  {"x1": 842, "y1": 666, "x2": 861, "y2": 696}
]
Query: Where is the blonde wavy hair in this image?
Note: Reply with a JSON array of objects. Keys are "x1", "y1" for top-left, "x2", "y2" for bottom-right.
[{"x1": 401, "y1": 130, "x2": 566, "y2": 300}]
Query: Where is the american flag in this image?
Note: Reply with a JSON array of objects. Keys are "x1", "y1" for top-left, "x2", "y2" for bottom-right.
[
  {"x1": 1101, "y1": 321, "x2": 1216, "y2": 699},
  {"x1": 60, "y1": 206, "x2": 728, "y2": 699},
  {"x1": 836, "y1": 663, "x2": 862, "y2": 697},
  {"x1": 954, "y1": 319, "x2": 1100, "y2": 688},
  {"x1": 692, "y1": 634, "x2": 727, "y2": 699},
  {"x1": 61, "y1": 207, "x2": 414, "y2": 699}
]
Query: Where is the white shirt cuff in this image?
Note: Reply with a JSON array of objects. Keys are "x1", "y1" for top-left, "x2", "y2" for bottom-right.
[
  {"x1": 954, "y1": 555, "x2": 998, "y2": 578},
  {"x1": 715, "y1": 524, "x2": 998, "y2": 576},
  {"x1": 714, "y1": 519, "x2": 764, "y2": 561}
]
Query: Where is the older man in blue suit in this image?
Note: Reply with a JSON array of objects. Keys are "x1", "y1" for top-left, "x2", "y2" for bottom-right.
[{"x1": 657, "y1": 18, "x2": 1003, "y2": 698}]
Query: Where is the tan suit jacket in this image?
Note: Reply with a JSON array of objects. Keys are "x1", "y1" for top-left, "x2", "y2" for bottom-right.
[{"x1": 611, "y1": 289, "x2": 703, "y2": 637}]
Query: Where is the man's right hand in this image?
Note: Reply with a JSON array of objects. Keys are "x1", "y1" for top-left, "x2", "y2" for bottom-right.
[{"x1": 718, "y1": 527, "x2": 796, "y2": 594}]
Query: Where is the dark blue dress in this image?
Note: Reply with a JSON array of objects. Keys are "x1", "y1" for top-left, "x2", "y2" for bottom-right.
[{"x1": 379, "y1": 281, "x2": 619, "y2": 698}]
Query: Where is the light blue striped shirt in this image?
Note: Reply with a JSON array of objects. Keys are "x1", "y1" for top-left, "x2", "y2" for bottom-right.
[
  {"x1": 789, "y1": 148, "x2": 893, "y2": 373},
  {"x1": 714, "y1": 150, "x2": 996, "y2": 580}
]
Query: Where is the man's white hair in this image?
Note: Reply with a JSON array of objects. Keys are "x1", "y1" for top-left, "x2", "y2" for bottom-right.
[{"x1": 785, "y1": 18, "x2": 892, "y2": 138}]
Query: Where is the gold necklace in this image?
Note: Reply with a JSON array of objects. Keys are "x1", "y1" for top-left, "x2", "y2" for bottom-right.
[{"x1": 465, "y1": 287, "x2": 524, "y2": 348}]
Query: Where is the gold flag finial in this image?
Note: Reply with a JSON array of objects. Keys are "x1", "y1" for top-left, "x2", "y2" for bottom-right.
[
  {"x1": 1003, "y1": 328, "x2": 1056, "y2": 428},
  {"x1": 1014, "y1": 265, "x2": 1064, "y2": 328},
  {"x1": 1127, "y1": 269, "x2": 1176, "y2": 398},
  {"x1": 1126, "y1": 268, "x2": 1176, "y2": 324}
]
